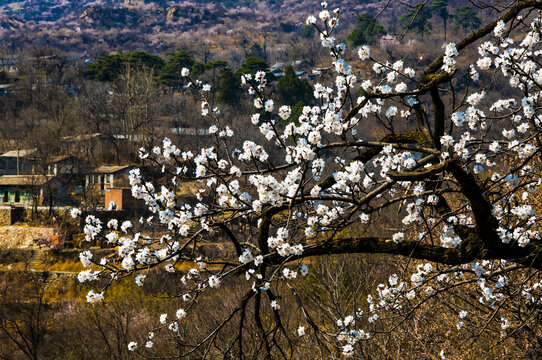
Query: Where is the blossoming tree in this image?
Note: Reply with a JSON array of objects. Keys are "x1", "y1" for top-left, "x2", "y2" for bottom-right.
[{"x1": 76, "y1": 0, "x2": 542, "y2": 357}]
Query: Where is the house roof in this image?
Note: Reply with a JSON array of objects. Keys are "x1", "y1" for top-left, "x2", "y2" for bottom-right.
[
  {"x1": 62, "y1": 133, "x2": 104, "y2": 142},
  {"x1": 48, "y1": 154, "x2": 78, "y2": 163},
  {"x1": 91, "y1": 165, "x2": 132, "y2": 174},
  {"x1": 171, "y1": 127, "x2": 210, "y2": 136},
  {"x1": 0, "y1": 175, "x2": 55, "y2": 186},
  {"x1": 0, "y1": 148, "x2": 37, "y2": 158}
]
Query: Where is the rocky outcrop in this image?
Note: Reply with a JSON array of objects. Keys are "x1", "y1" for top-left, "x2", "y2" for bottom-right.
[{"x1": 166, "y1": 7, "x2": 178, "y2": 22}]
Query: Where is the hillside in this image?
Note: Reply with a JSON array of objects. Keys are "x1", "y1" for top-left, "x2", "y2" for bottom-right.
[{"x1": 0, "y1": 0, "x2": 389, "y2": 53}]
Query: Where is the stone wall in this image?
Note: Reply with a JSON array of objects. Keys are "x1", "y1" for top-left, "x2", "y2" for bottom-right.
[
  {"x1": 0, "y1": 207, "x2": 10, "y2": 226},
  {"x1": 23, "y1": 207, "x2": 80, "y2": 227}
]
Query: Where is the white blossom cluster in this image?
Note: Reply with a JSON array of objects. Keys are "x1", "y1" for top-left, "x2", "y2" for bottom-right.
[{"x1": 69, "y1": 4, "x2": 542, "y2": 356}]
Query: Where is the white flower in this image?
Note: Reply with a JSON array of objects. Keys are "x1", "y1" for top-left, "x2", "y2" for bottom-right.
[
  {"x1": 283, "y1": 268, "x2": 297, "y2": 279},
  {"x1": 160, "y1": 314, "x2": 167, "y2": 324},
  {"x1": 440, "y1": 135, "x2": 454, "y2": 147},
  {"x1": 445, "y1": 42, "x2": 458, "y2": 57},
  {"x1": 489, "y1": 141, "x2": 501, "y2": 152},
  {"x1": 392, "y1": 232, "x2": 405, "y2": 243},
  {"x1": 306, "y1": 15, "x2": 317, "y2": 25},
  {"x1": 358, "y1": 45, "x2": 370, "y2": 60},
  {"x1": 466, "y1": 91, "x2": 485, "y2": 106},
  {"x1": 373, "y1": 63, "x2": 383, "y2": 74},
  {"x1": 456, "y1": 321, "x2": 464, "y2": 329},
  {"x1": 239, "y1": 249, "x2": 254, "y2": 264},
  {"x1": 271, "y1": 300, "x2": 280, "y2": 310},
  {"x1": 169, "y1": 322, "x2": 178, "y2": 332},
  {"x1": 494, "y1": 20, "x2": 506, "y2": 37},
  {"x1": 442, "y1": 43, "x2": 458, "y2": 73},
  {"x1": 476, "y1": 57, "x2": 492, "y2": 70},
  {"x1": 176, "y1": 308, "x2": 187, "y2": 319},
  {"x1": 254, "y1": 255, "x2": 264, "y2": 266},
  {"x1": 386, "y1": 106, "x2": 398, "y2": 118},
  {"x1": 86, "y1": 290, "x2": 104, "y2": 303},
  {"x1": 395, "y1": 82, "x2": 407, "y2": 92},
  {"x1": 342, "y1": 344, "x2": 354, "y2": 357},
  {"x1": 79, "y1": 251, "x2": 93, "y2": 268},
  {"x1": 469, "y1": 65, "x2": 479, "y2": 81},
  {"x1": 393, "y1": 60, "x2": 404, "y2": 71},
  {"x1": 107, "y1": 219, "x2": 118, "y2": 230},
  {"x1": 208, "y1": 275, "x2": 221, "y2": 288},
  {"x1": 298, "y1": 326, "x2": 305, "y2": 336},
  {"x1": 278, "y1": 105, "x2": 291, "y2": 120},
  {"x1": 135, "y1": 274, "x2": 146, "y2": 286},
  {"x1": 128, "y1": 342, "x2": 137, "y2": 351},
  {"x1": 459, "y1": 310, "x2": 468, "y2": 319},
  {"x1": 121, "y1": 221, "x2": 132, "y2": 233},
  {"x1": 70, "y1": 208, "x2": 81, "y2": 218},
  {"x1": 264, "y1": 99, "x2": 274, "y2": 112},
  {"x1": 181, "y1": 68, "x2": 190, "y2": 77},
  {"x1": 319, "y1": 10, "x2": 330, "y2": 21}
]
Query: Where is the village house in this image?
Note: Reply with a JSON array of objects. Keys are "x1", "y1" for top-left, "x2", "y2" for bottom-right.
[
  {"x1": 0, "y1": 148, "x2": 37, "y2": 176},
  {"x1": 85, "y1": 165, "x2": 133, "y2": 192},
  {"x1": 0, "y1": 175, "x2": 66, "y2": 206},
  {"x1": 47, "y1": 155, "x2": 84, "y2": 177},
  {"x1": 85, "y1": 165, "x2": 134, "y2": 209}
]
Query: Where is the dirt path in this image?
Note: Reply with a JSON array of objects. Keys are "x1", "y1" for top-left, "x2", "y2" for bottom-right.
[{"x1": 0, "y1": 226, "x2": 55, "y2": 249}]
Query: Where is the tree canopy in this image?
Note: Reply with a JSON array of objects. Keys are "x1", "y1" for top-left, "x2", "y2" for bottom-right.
[
  {"x1": 159, "y1": 51, "x2": 195, "y2": 89},
  {"x1": 452, "y1": 5, "x2": 482, "y2": 33},
  {"x1": 216, "y1": 67, "x2": 241, "y2": 105},
  {"x1": 430, "y1": 0, "x2": 449, "y2": 40},
  {"x1": 81, "y1": 51, "x2": 164, "y2": 81},
  {"x1": 276, "y1": 65, "x2": 313, "y2": 107},
  {"x1": 75, "y1": 1, "x2": 542, "y2": 359},
  {"x1": 347, "y1": 12, "x2": 386, "y2": 46},
  {"x1": 236, "y1": 56, "x2": 270, "y2": 76},
  {"x1": 399, "y1": 4, "x2": 433, "y2": 38}
]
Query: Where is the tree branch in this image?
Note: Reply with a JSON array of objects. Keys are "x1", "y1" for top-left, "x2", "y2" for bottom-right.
[{"x1": 269, "y1": 235, "x2": 542, "y2": 270}]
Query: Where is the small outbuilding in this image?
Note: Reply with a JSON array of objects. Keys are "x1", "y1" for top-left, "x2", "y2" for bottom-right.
[{"x1": 104, "y1": 187, "x2": 144, "y2": 210}]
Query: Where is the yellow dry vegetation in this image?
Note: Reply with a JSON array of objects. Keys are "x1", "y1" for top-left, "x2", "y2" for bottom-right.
[
  {"x1": 45, "y1": 260, "x2": 87, "y2": 273},
  {"x1": 176, "y1": 180, "x2": 203, "y2": 198}
]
